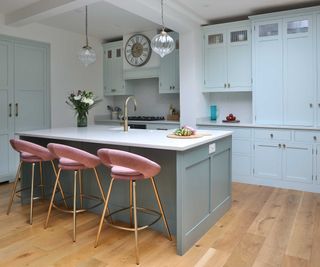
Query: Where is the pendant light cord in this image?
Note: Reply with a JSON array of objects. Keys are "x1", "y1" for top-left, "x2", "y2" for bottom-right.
[
  {"x1": 161, "y1": 0, "x2": 165, "y2": 31},
  {"x1": 85, "y1": 5, "x2": 88, "y2": 47}
]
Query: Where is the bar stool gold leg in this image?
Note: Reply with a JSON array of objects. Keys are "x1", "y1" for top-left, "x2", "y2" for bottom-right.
[
  {"x1": 150, "y1": 177, "x2": 172, "y2": 241},
  {"x1": 50, "y1": 160, "x2": 68, "y2": 208},
  {"x1": 129, "y1": 180, "x2": 133, "y2": 227},
  {"x1": 45, "y1": 168, "x2": 61, "y2": 229},
  {"x1": 79, "y1": 170, "x2": 83, "y2": 209},
  {"x1": 30, "y1": 163, "x2": 35, "y2": 225},
  {"x1": 95, "y1": 178, "x2": 114, "y2": 248},
  {"x1": 73, "y1": 170, "x2": 77, "y2": 242},
  {"x1": 39, "y1": 161, "x2": 45, "y2": 200},
  {"x1": 133, "y1": 180, "x2": 140, "y2": 265},
  {"x1": 7, "y1": 161, "x2": 22, "y2": 215}
]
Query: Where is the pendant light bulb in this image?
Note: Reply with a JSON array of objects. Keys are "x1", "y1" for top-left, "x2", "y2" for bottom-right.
[
  {"x1": 78, "y1": 6, "x2": 96, "y2": 66},
  {"x1": 151, "y1": 0, "x2": 175, "y2": 57}
]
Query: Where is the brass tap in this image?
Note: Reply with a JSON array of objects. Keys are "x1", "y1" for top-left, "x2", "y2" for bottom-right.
[{"x1": 123, "y1": 96, "x2": 137, "y2": 131}]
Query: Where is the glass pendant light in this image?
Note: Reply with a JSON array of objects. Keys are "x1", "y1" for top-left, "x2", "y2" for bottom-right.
[
  {"x1": 78, "y1": 6, "x2": 96, "y2": 66},
  {"x1": 151, "y1": 0, "x2": 175, "y2": 58}
]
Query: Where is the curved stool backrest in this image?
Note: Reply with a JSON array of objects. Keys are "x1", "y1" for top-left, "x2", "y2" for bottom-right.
[
  {"x1": 97, "y1": 148, "x2": 161, "y2": 178},
  {"x1": 10, "y1": 139, "x2": 54, "y2": 161},
  {"x1": 48, "y1": 143, "x2": 100, "y2": 168}
]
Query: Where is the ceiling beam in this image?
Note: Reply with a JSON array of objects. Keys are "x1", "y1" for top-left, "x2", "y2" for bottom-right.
[
  {"x1": 5, "y1": 0, "x2": 101, "y2": 26},
  {"x1": 103, "y1": 0, "x2": 207, "y2": 32}
]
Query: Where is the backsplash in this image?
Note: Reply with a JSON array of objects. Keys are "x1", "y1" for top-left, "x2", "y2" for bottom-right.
[
  {"x1": 210, "y1": 92, "x2": 252, "y2": 123},
  {"x1": 112, "y1": 78, "x2": 180, "y2": 117}
]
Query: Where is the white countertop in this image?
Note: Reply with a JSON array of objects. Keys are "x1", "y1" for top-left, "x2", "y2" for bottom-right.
[
  {"x1": 16, "y1": 125, "x2": 232, "y2": 151},
  {"x1": 197, "y1": 117, "x2": 320, "y2": 131}
]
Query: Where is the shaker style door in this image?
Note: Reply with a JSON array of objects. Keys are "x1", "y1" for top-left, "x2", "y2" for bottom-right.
[
  {"x1": 253, "y1": 20, "x2": 283, "y2": 125},
  {"x1": 283, "y1": 15, "x2": 315, "y2": 126}
]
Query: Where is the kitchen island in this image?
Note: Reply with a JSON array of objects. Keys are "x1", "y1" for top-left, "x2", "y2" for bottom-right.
[{"x1": 17, "y1": 125, "x2": 232, "y2": 255}]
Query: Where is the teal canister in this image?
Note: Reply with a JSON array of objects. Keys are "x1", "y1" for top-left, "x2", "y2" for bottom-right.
[{"x1": 210, "y1": 105, "x2": 217, "y2": 121}]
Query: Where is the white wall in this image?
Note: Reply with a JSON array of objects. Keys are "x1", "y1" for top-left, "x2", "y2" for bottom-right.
[
  {"x1": 209, "y1": 92, "x2": 252, "y2": 123},
  {"x1": 179, "y1": 29, "x2": 210, "y2": 127},
  {"x1": 113, "y1": 78, "x2": 180, "y2": 117},
  {"x1": 0, "y1": 22, "x2": 111, "y2": 127}
]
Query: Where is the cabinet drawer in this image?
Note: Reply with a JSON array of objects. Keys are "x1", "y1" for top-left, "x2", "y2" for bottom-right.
[
  {"x1": 233, "y1": 139, "x2": 251, "y2": 154},
  {"x1": 294, "y1": 130, "x2": 320, "y2": 143},
  {"x1": 254, "y1": 129, "x2": 291, "y2": 141}
]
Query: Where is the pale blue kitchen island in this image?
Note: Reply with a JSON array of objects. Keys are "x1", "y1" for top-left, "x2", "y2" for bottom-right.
[{"x1": 17, "y1": 126, "x2": 232, "y2": 255}]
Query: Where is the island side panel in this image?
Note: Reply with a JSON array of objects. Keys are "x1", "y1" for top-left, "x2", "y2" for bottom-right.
[{"x1": 176, "y1": 136, "x2": 232, "y2": 255}]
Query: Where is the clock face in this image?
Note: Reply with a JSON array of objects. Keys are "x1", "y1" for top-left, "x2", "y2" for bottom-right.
[{"x1": 125, "y1": 34, "x2": 151, "y2": 66}]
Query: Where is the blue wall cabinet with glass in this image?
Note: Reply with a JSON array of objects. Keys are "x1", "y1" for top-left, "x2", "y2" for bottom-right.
[
  {"x1": 202, "y1": 21, "x2": 252, "y2": 92},
  {"x1": 0, "y1": 35, "x2": 50, "y2": 183},
  {"x1": 252, "y1": 11, "x2": 316, "y2": 126},
  {"x1": 159, "y1": 32, "x2": 179, "y2": 94},
  {"x1": 103, "y1": 41, "x2": 132, "y2": 96}
]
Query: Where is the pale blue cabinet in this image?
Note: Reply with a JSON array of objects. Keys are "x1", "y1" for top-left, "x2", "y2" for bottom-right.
[
  {"x1": 254, "y1": 142, "x2": 282, "y2": 179},
  {"x1": 252, "y1": 14, "x2": 316, "y2": 127},
  {"x1": 253, "y1": 20, "x2": 283, "y2": 125},
  {"x1": 283, "y1": 15, "x2": 315, "y2": 126},
  {"x1": 253, "y1": 128, "x2": 313, "y2": 183},
  {"x1": 103, "y1": 41, "x2": 132, "y2": 96},
  {"x1": 317, "y1": 14, "x2": 320, "y2": 126},
  {"x1": 202, "y1": 21, "x2": 251, "y2": 92},
  {"x1": 0, "y1": 35, "x2": 50, "y2": 183},
  {"x1": 159, "y1": 32, "x2": 179, "y2": 94}
]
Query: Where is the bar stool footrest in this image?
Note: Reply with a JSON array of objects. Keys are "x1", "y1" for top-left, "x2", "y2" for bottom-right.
[{"x1": 105, "y1": 206, "x2": 161, "y2": 232}]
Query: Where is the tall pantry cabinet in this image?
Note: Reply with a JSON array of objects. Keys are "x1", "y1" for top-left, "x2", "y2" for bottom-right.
[
  {"x1": 0, "y1": 35, "x2": 50, "y2": 183},
  {"x1": 252, "y1": 12, "x2": 316, "y2": 126}
]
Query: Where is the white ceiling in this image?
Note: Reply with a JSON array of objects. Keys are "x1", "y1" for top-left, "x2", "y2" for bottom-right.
[
  {"x1": 1, "y1": 0, "x2": 320, "y2": 40},
  {"x1": 40, "y1": 1, "x2": 159, "y2": 41}
]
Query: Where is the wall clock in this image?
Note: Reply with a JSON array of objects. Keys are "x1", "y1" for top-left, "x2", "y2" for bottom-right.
[{"x1": 125, "y1": 34, "x2": 151, "y2": 66}]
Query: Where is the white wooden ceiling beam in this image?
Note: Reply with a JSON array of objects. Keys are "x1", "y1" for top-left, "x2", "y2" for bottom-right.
[
  {"x1": 103, "y1": 0, "x2": 207, "y2": 32},
  {"x1": 5, "y1": 0, "x2": 101, "y2": 26}
]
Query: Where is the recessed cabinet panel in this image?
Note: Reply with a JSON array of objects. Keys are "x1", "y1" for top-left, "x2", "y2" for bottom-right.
[
  {"x1": 254, "y1": 20, "x2": 283, "y2": 124},
  {"x1": 284, "y1": 143, "x2": 313, "y2": 183},
  {"x1": 254, "y1": 142, "x2": 282, "y2": 180},
  {"x1": 283, "y1": 16, "x2": 314, "y2": 126}
]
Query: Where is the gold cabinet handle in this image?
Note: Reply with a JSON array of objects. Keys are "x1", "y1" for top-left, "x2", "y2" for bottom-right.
[
  {"x1": 15, "y1": 103, "x2": 18, "y2": 117},
  {"x1": 9, "y1": 103, "x2": 12, "y2": 117}
]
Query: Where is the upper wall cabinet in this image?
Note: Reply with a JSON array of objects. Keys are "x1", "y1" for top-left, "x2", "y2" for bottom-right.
[
  {"x1": 159, "y1": 32, "x2": 179, "y2": 94},
  {"x1": 252, "y1": 10, "x2": 316, "y2": 127},
  {"x1": 103, "y1": 41, "x2": 132, "y2": 96},
  {"x1": 202, "y1": 21, "x2": 252, "y2": 92}
]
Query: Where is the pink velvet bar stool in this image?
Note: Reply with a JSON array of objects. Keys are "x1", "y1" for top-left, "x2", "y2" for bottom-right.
[
  {"x1": 7, "y1": 139, "x2": 67, "y2": 225},
  {"x1": 95, "y1": 148, "x2": 172, "y2": 265},
  {"x1": 45, "y1": 143, "x2": 107, "y2": 242}
]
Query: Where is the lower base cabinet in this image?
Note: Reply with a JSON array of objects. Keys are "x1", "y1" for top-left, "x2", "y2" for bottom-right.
[
  {"x1": 197, "y1": 124, "x2": 320, "y2": 192},
  {"x1": 254, "y1": 141, "x2": 313, "y2": 183}
]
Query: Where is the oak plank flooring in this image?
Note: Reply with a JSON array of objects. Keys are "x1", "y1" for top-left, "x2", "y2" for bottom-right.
[{"x1": 1, "y1": 182, "x2": 320, "y2": 266}]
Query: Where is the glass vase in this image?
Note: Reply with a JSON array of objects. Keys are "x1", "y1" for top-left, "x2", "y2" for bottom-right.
[{"x1": 77, "y1": 113, "x2": 87, "y2": 127}]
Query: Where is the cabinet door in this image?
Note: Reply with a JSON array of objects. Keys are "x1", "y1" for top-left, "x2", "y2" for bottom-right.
[
  {"x1": 253, "y1": 20, "x2": 283, "y2": 125},
  {"x1": 227, "y1": 26, "x2": 251, "y2": 90},
  {"x1": 159, "y1": 32, "x2": 179, "y2": 93},
  {"x1": 283, "y1": 143, "x2": 313, "y2": 183},
  {"x1": 14, "y1": 41, "x2": 49, "y2": 131},
  {"x1": 283, "y1": 16, "x2": 315, "y2": 126},
  {"x1": 316, "y1": 144, "x2": 320, "y2": 184},
  {"x1": 203, "y1": 30, "x2": 227, "y2": 89},
  {"x1": 0, "y1": 39, "x2": 14, "y2": 182},
  {"x1": 317, "y1": 14, "x2": 320, "y2": 126},
  {"x1": 104, "y1": 42, "x2": 125, "y2": 96},
  {"x1": 254, "y1": 141, "x2": 282, "y2": 179}
]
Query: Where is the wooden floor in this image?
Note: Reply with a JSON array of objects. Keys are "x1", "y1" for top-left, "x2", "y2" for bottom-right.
[{"x1": 1, "y1": 182, "x2": 320, "y2": 267}]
